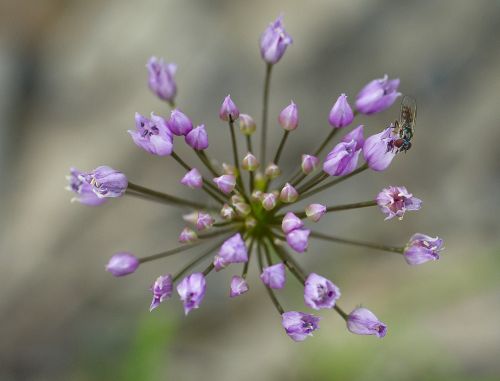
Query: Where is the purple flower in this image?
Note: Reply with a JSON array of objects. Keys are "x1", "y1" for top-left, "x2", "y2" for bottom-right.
[
  {"x1": 149, "y1": 274, "x2": 173, "y2": 311},
  {"x1": 181, "y1": 168, "x2": 203, "y2": 189},
  {"x1": 279, "y1": 183, "x2": 299, "y2": 203},
  {"x1": 355, "y1": 75, "x2": 401, "y2": 115},
  {"x1": 261, "y1": 192, "x2": 278, "y2": 211},
  {"x1": 239, "y1": 114, "x2": 256, "y2": 135},
  {"x1": 341, "y1": 125, "x2": 364, "y2": 150},
  {"x1": 129, "y1": 113, "x2": 173, "y2": 156},
  {"x1": 106, "y1": 252, "x2": 139, "y2": 277},
  {"x1": 404, "y1": 233, "x2": 444, "y2": 265},
  {"x1": 179, "y1": 227, "x2": 197, "y2": 243},
  {"x1": 219, "y1": 95, "x2": 240, "y2": 121},
  {"x1": 185, "y1": 124, "x2": 209, "y2": 150},
  {"x1": 304, "y1": 273, "x2": 340, "y2": 310},
  {"x1": 67, "y1": 167, "x2": 107, "y2": 206},
  {"x1": 323, "y1": 140, "x2": 361, "y2": 176},
  {"x1": 286, "y1": 228, "x2": 310, "y2": 253},
  {"x1": 279, "y1": 101, "x2": 299, "y2": 131},
  {"x1": 167, "y1": 109, "x2": 193, "y2": 136},
  {"x1": 281, "y1": 311, "x2": 320, "y2": 342},
  {"x1": 230, "y1": 275, "x2": 249, "y2": 297},
  {"x1": 81, "y1": 166, "x2": 128, "y2": 198},
  {"x1": 242, "y1": 152, "x2": 259, "y2": 171},
  {"x1": 176, "y1": 272, "x2": 207, "y2": 315},
  {"x1": 305, "y1": 204, "x2": 326, "y2": 222},
  {"x1": 213, "y1": 174, "x2": 236, "y2": 194},
  {"x1": 260, "y1": 262, "x2": 286, "y2": 289},
  {"x1": 282, "y1": 212, "x2": 304, "y2": 234},
  {"x1": 347, "y1": 307, "x2": 387, "y2": 338},
  {"x1": 301, "y1": 154, "x2": 319, "y2": 175},
  {"x1": 196, "y1": 212, "x2": 214, "y2": 231},
  {"x1": 376, "y1": 186, "x2": 422, "y2": 220},
  {"x1": 213, "y1": 233, "x2": 248, "y2": 271},
  {"x1": 363, "y1": 127, "x2": 397, "y2": 171},
  {"x1": 260, "y1": 15, "x2": 293, "y2": 64},
  {"x1": 146, "y1": 57, "x2": 177, "y2": 103},
  {"x1": 328, "y1": 94, "x2": 354, "y2": 128}
]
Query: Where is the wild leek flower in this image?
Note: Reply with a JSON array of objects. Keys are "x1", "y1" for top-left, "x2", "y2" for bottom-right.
[{"x1": 68, "y1": 14, "x2": 444, "y2": 342}]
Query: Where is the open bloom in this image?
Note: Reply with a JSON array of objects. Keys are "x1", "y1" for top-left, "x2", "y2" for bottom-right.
[
  {"x1": 181, "y1": 168, "x2": 203, "y2": 189},
  {"x1": 106, "y1": 252, "x2": 139, "y2": 277},
  {"x1": 146, "y1": 57, "x2": 177, "y2": 103},
  {"x1": 404, "y1": 233, "x2": 444, "y2": 265},
  {"x1": 363, "y1": 127, "x2": 397, "y2": 171},
  {"x1": 279, "y1": 101, "x2": 298, "y2": 131},
  {"x1": 67, "y1": 167, "x2": 107, "y2": 206},
  {"x1": 80, "y1": 166, "x2": 128, "y2": 198},
  {"x1": 304, "y1": 273, "x2": 341, "y2": 310},
  {"x1": 347, "y1": 307, "x2": 387, "y2": 338},
  {"x1": 376, "y1": 186, "x2": 422, "y2": 220},
  {"x1": 230, "y1": 276, "x2": 249, "y2": 297},
  {"x1": 355, "y1": 75, "x2": 400, "y2": 114},
  {"x1": 167, "y1": 109, "x2": 193, "y2": 136},
  {"x1": 260, "y1": 263, "x2": 286, "y2": 289},
  {"x1": 286, "y1": 228, "x2": 311, "y2": 253},
  {"x1": 185, "y1": 124, "x2": 209, "y2": 150},
  {"x1": 177, "y1": 273, "x2": 207, "y2": 315},
  {"x1": 129, "y1": 112, "x2": 173, "y2": 156},
  {"x1": 150, "y1": 274, "x2": 173, "y2": 311},
  {"x1": 260, "y1": 15, "x2": 293, "y2": 64},
  {"x1": 213, "y1": 233, "x2": 248, "y2": 271},
  {"x1": 323, "y1": 140, "x2": 361, "y2": 176},
  {"x1": 329, "y1": 94, "x2": 354, "y2": 128},
  {"x1": 281, "y1": 311, "x2": 320, "y2": 342}
]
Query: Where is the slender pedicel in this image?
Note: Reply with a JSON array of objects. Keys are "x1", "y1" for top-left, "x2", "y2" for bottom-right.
[
  {"x1": 260, "y1": 63, "x2": 273, "y2": 165},
  {"x1": 309, "y1": 231, "x2": 404, "y2": 253},
  {"x1": 274, "y1": 200, "x2": 377, "y2": 220},
  {"x1": 257, "y1": 242, "x2": 284, "y2": 315}
]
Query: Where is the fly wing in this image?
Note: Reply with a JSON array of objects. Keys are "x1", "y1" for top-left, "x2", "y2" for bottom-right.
[{"x1": 400, "y1": 95, "x2": 417, "y2": 132}]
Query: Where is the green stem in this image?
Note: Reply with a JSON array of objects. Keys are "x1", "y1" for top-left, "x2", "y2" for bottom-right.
[
  {"x1": 273, "y1": 130, "x2": 290, "y2": 166},
  {"x1": 275, "y1": 200, "x2": 377, "y2": 220},
  {"x1": 126, "y1": 183, "x2": 210, "y2": 210},
  {"x1": 202, "y1": 263, "x2": 215, "y2": 276},
  {"x1": 266, "y1": 235, "x2": 306, "y2": 283},
  {"x1": 297, "y1": 172, "x2": 328, "y2": 194},
  {"x1": 334, "y1": 305, "x2": 348, "y2": 320},
  {"x1": 309, "y1": 231, "x2": 404, "y2": 254},
  {"x1": 242, "y1": 238, "x2": 255, "y2": 279},
  {"x1": 229, "y1": 117, "x2": 246, "y2": 195},
  {"x1": 313, "y1": 128, "x2": 339, "y2": 157},
  {"x1": 260, "y1": 63, "x2": 273, "y2": 166},
  {"x1": 196, "y1": 150, "x2": 220, "y2": 178}
]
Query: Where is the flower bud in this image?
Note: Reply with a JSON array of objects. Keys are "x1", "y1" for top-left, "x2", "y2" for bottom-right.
[
  {"x1": 301, "y1": 154, "x2": 319, "y2": 175},
  {"x1": 282, "y1": 311, "x2": 320, "y2": 342},
  {"x1": 180, "y1": 168, "x2": 203, "y2": 189},
  {"x1": 219, "y1": 95, "x2": 240, "y2": 121},
  {"x1": 149, "y1": 274, "x2": 173, "y2": 311},
  {"x1": 265, "y1": 163, "x2": 281, "y2": 179},
  {"x1": 222, "y1": 163, "x2": 238, "y2": 176},
  {"x1": 278, "y1": 101, "x2": 298, "y2": 131},
  {"x1": 213, "y1": 233, "x2": 248, "y2": 271},
  {"x1": 261, "y1": 192, "x2": 278, "y2": 210},
  {"x1": 328, "y1": 94, "x2": 354, "y2": 128},
  {"x1": 106, "y1": 252, "x2": 139, "y2": 277},
  {"x1": 286, "y1": 228, "x2": 310, "y2": 253},
  {"x1": 305, "y1": 204, "x2": 327, "y2": 222},
  {"x1": 230, "y1": 193, "x2": 245, "y2": 206},
  {"x1": 220, "y1": 204, "x2": 235, "y2": 220},
  {"x1": 281, "y1": 212, "x2": 304, "y2": 234},
  {"x1": 196, "y1": 211, "x2": 214, "y2": 231},
  {"x1": 254, "y1": 171, "x2": 267, "y2": 190},
  {"x1": 404, "y1": 233, "x2": 443, "y2": 265},
  {"x1": 213, "y1": 174, "x2": 236, "y2": 194},
  {"x1": 347, "y1": 307, "x2": 387, "y2": 338},
  {"x1": 304, "y1": 273, "x2": 341, "y2": 310},
  {"x1": 239, "y1": 114, "x2": 256, "y2": 135},
  {"x1": 185, "y1": 124, "x2": 209, "y2": 150},
  {"x1": 167, "y1": 109, "x2": 193, "y2": 136},
  {"x1": 178, "y1": 227, "x2": 198, "y2": 244},
  {"x1": 323, "y1": 140, "x2": 361, "y2": 176},
  {"x1": 233, "y1": 202, "x2": 251, "y2": 217},
  {"x1": 260, "y1": 15, "x2": 293, "y2": 64},
  {"x1": 260, "y1": 263, "x2": 286, "y2": 289},
  {"x1": 146, "y1": 57, "x2": 177, "y2": 103},
  {"x1": 356, "y1": 75, "x2": 401, "y2": 115},
  {"x1": 230, "y1": 275, "x2": 249, "y2": 297},
  {"x1": 251, "y1": 190, "x2": 263, "y2": 202},
  {"x1": 242, "y1": 152, "x2": 259, "y2": 171},
  {"x1": 279, "y1": 183, "x2": 298, "y2": 203},
  {"x1": 245, "y1": 216, "x2": 257, "y2": 230},
  {"x1": 183, "y1": 211, "x2": 198, "y2": 225},
  {"x1": 177, "y1": 272, "x2": 206, "y2": 315}
]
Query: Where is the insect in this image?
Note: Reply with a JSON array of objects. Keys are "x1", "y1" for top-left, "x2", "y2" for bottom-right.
[{"x1": 391, "y1": 95, "x2": 417, "y2": 153}]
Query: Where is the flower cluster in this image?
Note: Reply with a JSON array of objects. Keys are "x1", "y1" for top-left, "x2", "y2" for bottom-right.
[{"x1": 68, "y1": 15, "x2": 444, "y2": 342}]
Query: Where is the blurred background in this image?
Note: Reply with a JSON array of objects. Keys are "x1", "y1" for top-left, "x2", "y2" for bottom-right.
[{"x1": 1, "y1": 0, "x2": 499, "y2": 380}]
